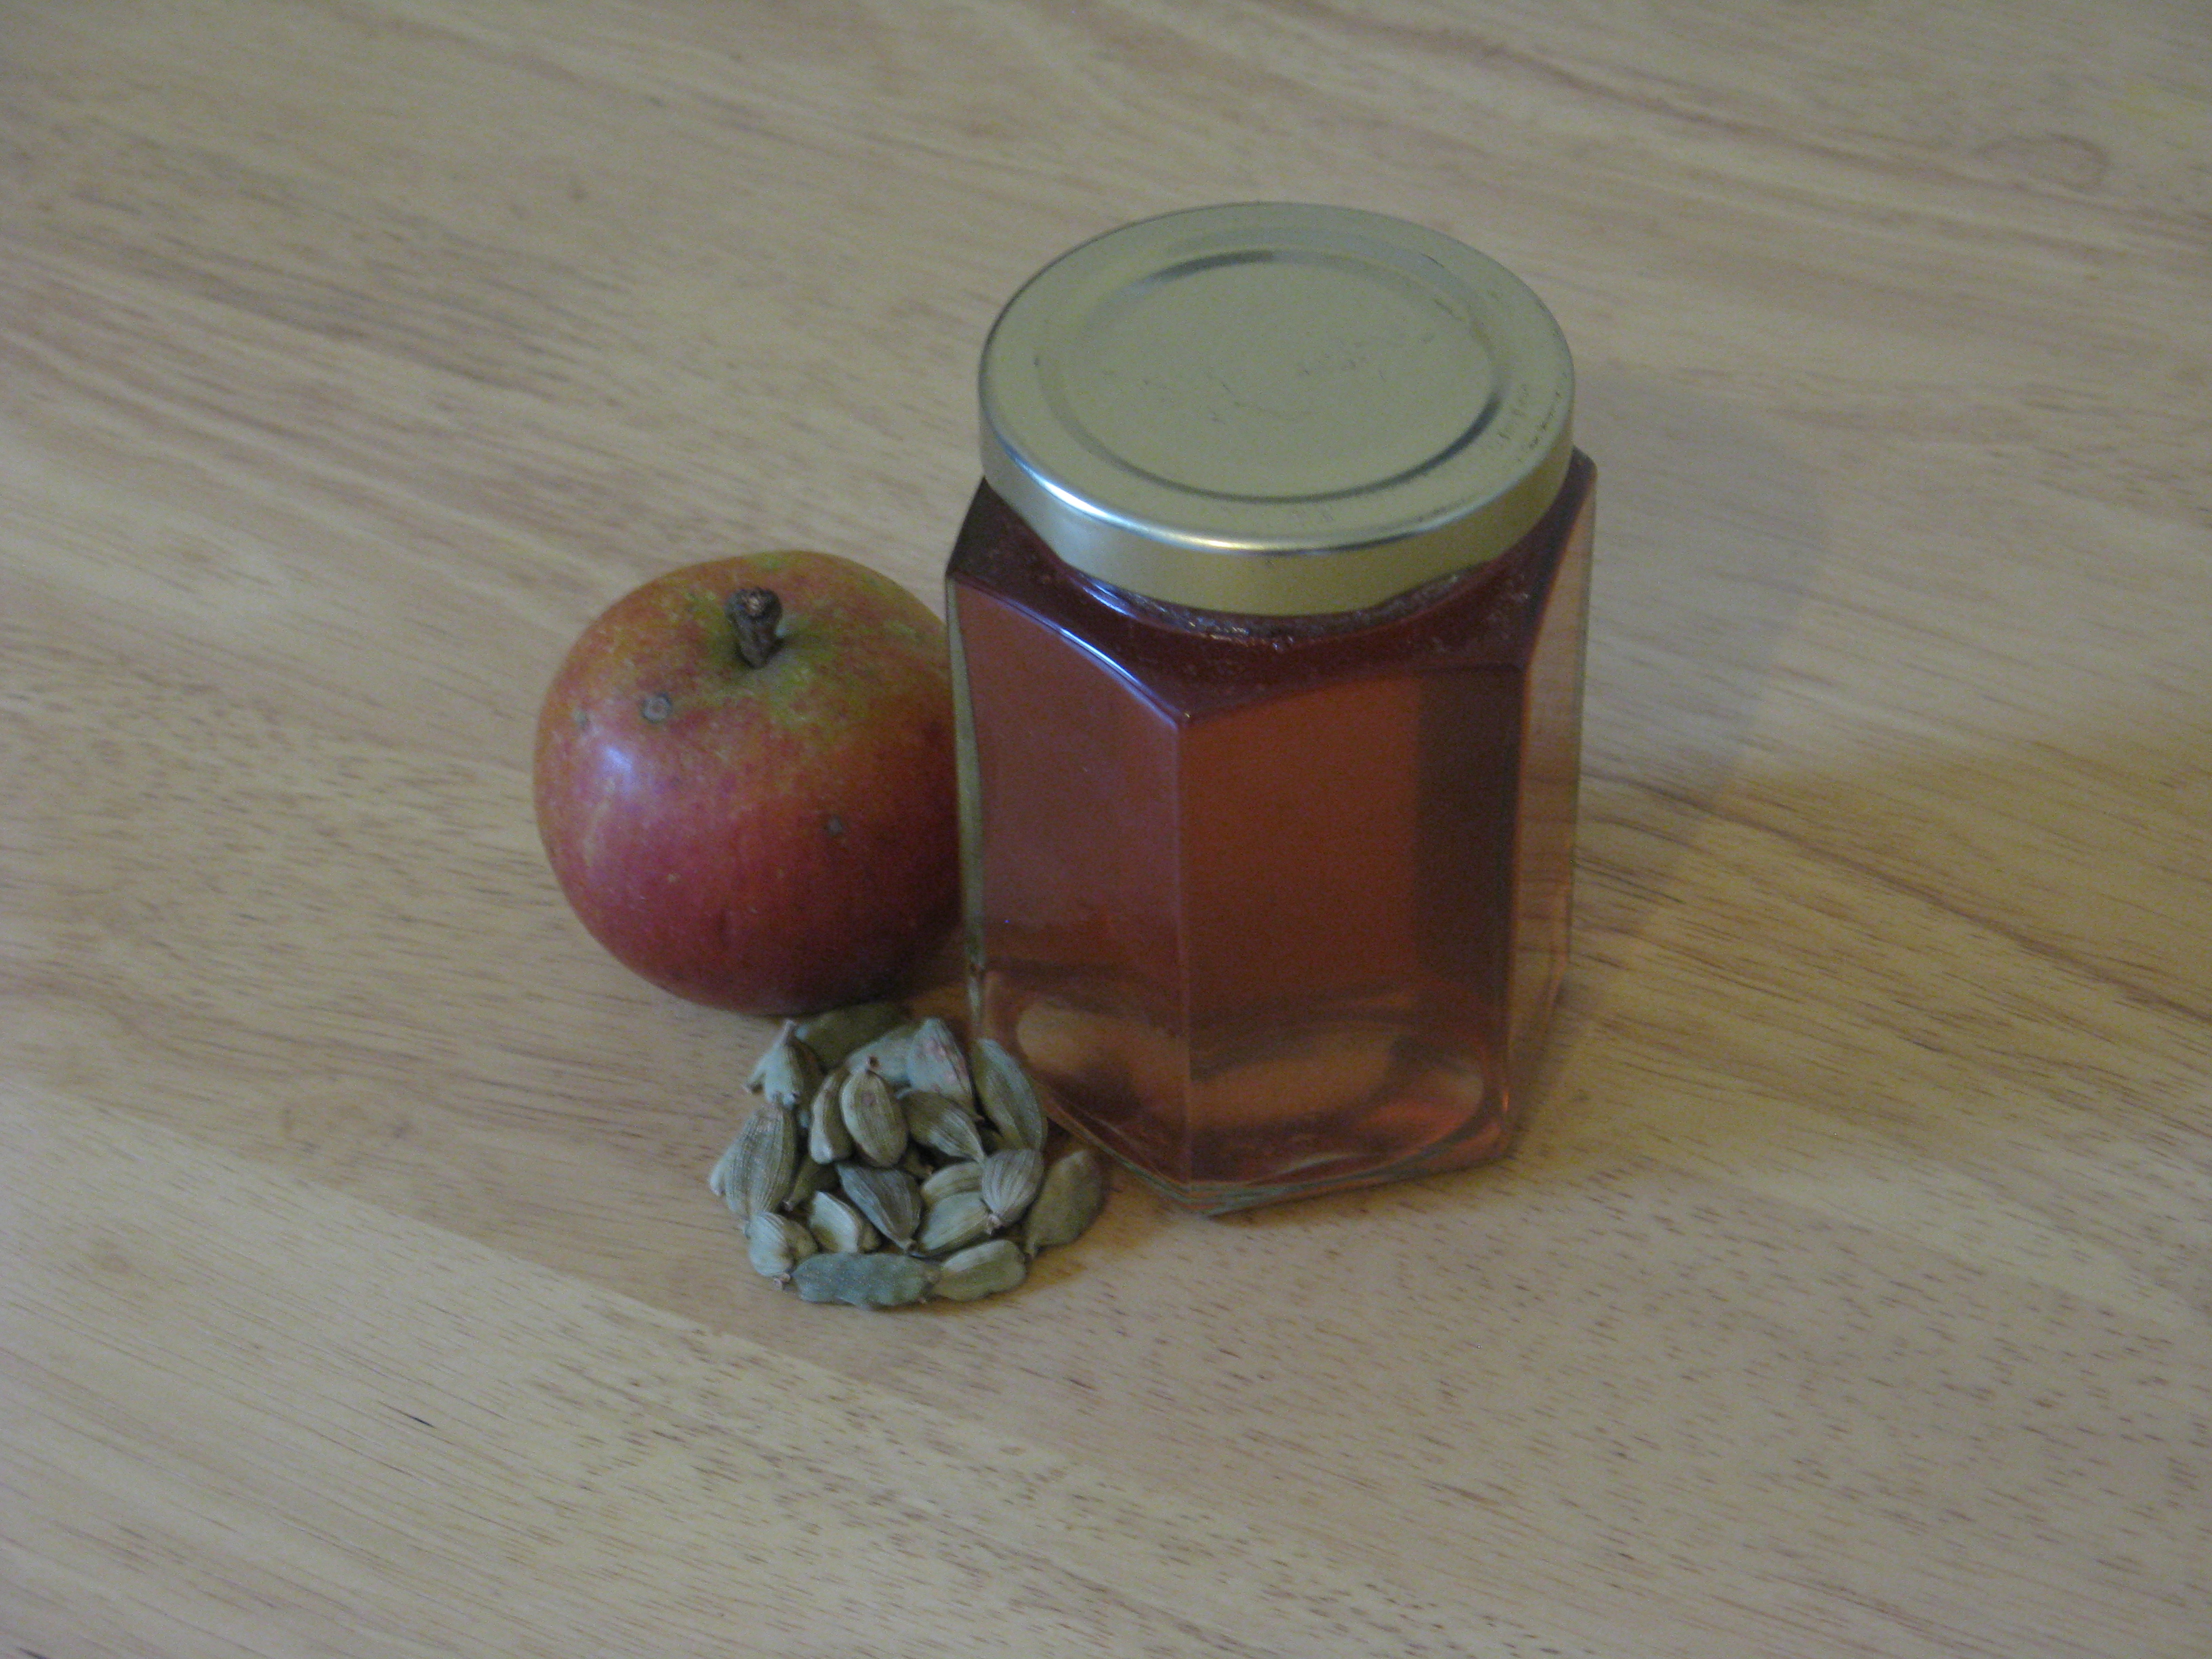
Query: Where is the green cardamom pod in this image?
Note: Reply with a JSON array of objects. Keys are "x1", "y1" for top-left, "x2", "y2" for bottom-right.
[
  {"x1": 805, "y1": 1189, "x2": 878, "y2": 1254},
  {"x1": 783, "y1": 1152, "x2": 830, "y2": 1213},
  {"x1": 1020, "y1": 1147, "x2": 1104, "y2": 1257},
  {"x1": 903, "y1": 1090, "x2": 987, "y2": 1163},
  {"x1": 905, "y1": 1016, "x2": 972, "y2": 1101},
  {"x1": 979, "y1": 1146, "x2": 1044, "y2": 1229},
  {"x1": 792, "y1": 1251, "x2": 935, "y2": 1309},
  {"x1": 916, "y1": 1191, "x2": 994, "y2": 1256},
  {"x1": 843, "y1": 1021, "x2": 919, "y2": 1088},
  {"x1": 745, "y1": 1210, "x2": 817, "y2": 1282},
  {"x1": 726, "y1": 1103, "x2": 798, "y2": 1219},
  {"x1": 756, "y1": 1026, "x2": 822, "y2": 1112},
  {"x1": 919, "y1": 1159, "x2": 983, "y2": 1206},
  {"x1": 837, "y1": 1164, "x2": 920, "y2": 1252},
  {"x1": 807, "y1": 1064, "x2": 853, "y2": 1165},
  {"x1": 705, "y1": 1136, "x2": 743, "y2": 1203},
  {"x1": 971, "y1": 1038, "x2": 1046, "y2": 1151},
  {"x1": 744, "y1": 1018, "x2": 794, "y2": 1092},
  {"x1": 840, "y1": 1061, "x2": 908, "y2": 1168},
  {"x1": 934, "y1": 1238, "x2": 1026, "y2": 1302},
  {"x1": 794, "y1": 1001, "x2": 908, "y2": 1069}
]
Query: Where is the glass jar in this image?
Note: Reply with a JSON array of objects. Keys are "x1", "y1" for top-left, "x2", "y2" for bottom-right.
[{"x1": 945, "y1": 204, "x2": 1594, "y2": 1212}]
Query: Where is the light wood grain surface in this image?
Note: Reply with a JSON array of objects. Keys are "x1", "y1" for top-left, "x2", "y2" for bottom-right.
[{"x1": 5, "y1": 3, "x2": 2208, "y2": 1654}]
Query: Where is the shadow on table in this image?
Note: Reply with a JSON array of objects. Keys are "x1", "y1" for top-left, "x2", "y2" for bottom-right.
[
  {"x1": 1566, "y1": 363, "x2": 1837, "y2": 982},
  {"x1": 1223, "y1": 363, "x2": 2208, "y2": 1229}
]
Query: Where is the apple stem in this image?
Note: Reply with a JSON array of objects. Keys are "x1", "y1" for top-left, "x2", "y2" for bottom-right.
[{"x1": 726, "y1": 588, "x2": 782, "y2": 669}]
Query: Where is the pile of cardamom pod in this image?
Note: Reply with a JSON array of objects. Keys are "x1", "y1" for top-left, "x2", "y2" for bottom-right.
[{"x1": 708, "y1": 1002, "x2": 1106, "y2": 1307}]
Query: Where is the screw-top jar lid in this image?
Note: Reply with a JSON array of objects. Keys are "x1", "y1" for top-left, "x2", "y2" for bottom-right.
[{"x1": 979, "y1": 203, "x2": 1575, "y2": 616}]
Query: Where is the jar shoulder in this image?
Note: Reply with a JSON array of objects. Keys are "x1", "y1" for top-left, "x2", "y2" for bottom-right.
[{"x1": 950, "y1": 453, "x2": 1593, "y2": 721}]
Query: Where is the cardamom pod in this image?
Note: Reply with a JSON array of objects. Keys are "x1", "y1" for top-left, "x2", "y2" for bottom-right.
[
  {"x1": 934, "y1": 1238, "x2": 1026, "y2": 1302},
  {"x1": 792, "y1": 1250, "x2": 935, "y2": 1308},
  {"x1": 805, "y1": 1189, "x2": 878, "y2": 1254},
  {"x1": 971, "y1": 1038, "x2": 1046, "y2": 1151},
  {"x1": 843, "y1": 1021, "x2": 919, "y2": 1087},
  {"x1": 705, "y1": 1136, "x2": 743, "y2": 1202},
  {"x1": 919, "y1": 1159, "x2": 983, "y2": 1206},
  {"x1": 745, "y1": 1211, "x2": 817, "y2": 1282},
  {"x1": 744, "y1": 1018, "x2": 794, "y2": 1091},
  {"x1": 979, "y1": 1146, "x2": 1044, "y2": 1228},
  {"x1": 837, "y1": 1163, "x2": 920, "y2": 1251},
  {"x1": 756, "y1": 1024, "x2": 823, "y2": 1112},
  {"x1": 726, "y1": 1103, "x2": 798, "y2": 1218},
  {"x1": 795, "y1": 1001, "x2": 908, "y2": 1069},
  {"x1": 905, "y1": 1016, "x2": 972, "y2": 1101},
  {"x1": 916, "y1": 1190, "x2": 993, "y2": 1256},
  {"x1": 718, "y1": 1015, "x2": 1105, "y2": 1309},
  {"x1": 903, "y1": 1090, "x2": 987, "y2": 1163},
  {"x1": 840, "y1": 1061, "x2": 908, "y2": 1168},
  {"x1": 1020, "y1": 1147, "x2": 1104, "y2": 1256},
  {"x1": 807, "y1": 1064, "x2": 853, "y2": 1164},
  {"x1": 783, "y1": 1152, "x2": 830, "y2": 1213}
]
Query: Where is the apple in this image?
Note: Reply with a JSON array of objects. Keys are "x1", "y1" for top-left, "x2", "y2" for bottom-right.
[{"x1": 533, "y1": 550, "x2": 959, "y2": 1015}]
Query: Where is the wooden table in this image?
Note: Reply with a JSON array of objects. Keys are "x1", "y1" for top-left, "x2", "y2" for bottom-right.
[{"x1": 5, "y1": 4, "x2": 2207, "y2": 1654}]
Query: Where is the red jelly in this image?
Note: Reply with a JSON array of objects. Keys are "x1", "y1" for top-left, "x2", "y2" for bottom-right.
[{"x1": 946, "y1": 205, "x2": 1594, "y2": 1211}]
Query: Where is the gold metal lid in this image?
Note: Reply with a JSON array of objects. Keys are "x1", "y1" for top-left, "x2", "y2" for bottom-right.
[{"x1": 978, "y1": 203, "x2": 1575, "y2": 616}]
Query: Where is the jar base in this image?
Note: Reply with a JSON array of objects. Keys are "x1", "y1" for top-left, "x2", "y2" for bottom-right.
[{"x1": 979, "y1": 965, "x2": 1532, "y2": 1211}]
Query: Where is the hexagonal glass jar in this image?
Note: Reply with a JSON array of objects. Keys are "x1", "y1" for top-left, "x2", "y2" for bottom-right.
[{"x1": 945, "y1": 205, "x2": 1594, "y2": 1212}]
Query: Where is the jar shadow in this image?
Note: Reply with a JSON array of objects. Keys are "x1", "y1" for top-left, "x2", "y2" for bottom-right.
[{"x1": 1568, "y1": 366, "x2": 1837, "y2": 972}]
